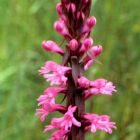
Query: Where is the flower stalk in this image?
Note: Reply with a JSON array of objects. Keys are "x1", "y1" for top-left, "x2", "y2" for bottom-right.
[{"x1": 36, "y1": 0, "x2": 117, "y2": 140}]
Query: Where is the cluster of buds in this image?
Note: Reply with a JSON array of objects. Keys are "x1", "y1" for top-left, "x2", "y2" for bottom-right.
[{"x1": 36, "y1": 0, "x2": 117, "y2": 140}]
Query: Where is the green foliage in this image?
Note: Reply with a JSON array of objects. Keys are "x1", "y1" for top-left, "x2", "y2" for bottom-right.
[{"x1": 0, "y1": 0, "x2": 140, "y2": 140}]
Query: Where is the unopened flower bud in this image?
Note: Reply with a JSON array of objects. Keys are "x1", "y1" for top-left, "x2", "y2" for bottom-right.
[
  {"x1": 84, "y1": 37, "x2": 93, "y2": 48},
  {"x1": 67, "y1": 3, "x2": 76, "y2": 13},
  {"x1": 54, "y1": 19, "x2": 70, "y2": 37},
  {"x1": 80, "y1": 37, "x2": 93, "y2": 53},
  {"x1": 69, "y1": 39, "x2": 78, "y2": 51},
  {"x1": 42, "y1": 40, "x2": 64, "y2": 55},
  {"x1": 81, "y1": 16, "x2": 96, "y2": 34},
  {"x1": 89, "y1": 45, "x2": 102, "y2": 57},
  {"x1": 56, "y1": 3, "x2": 63, "y2": 16},
  {"x1": 87, "y1": 16, "x2": 96, "y2": 28},
  {"x1": 77, "y1": 11, "x2": 85, "y2": 21}
]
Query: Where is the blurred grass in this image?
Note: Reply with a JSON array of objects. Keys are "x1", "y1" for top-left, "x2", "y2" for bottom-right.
[{"x1": 0, "y1": 0, "x2": 140, "y2": 140}]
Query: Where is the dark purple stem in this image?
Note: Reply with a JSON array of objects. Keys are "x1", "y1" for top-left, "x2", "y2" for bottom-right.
[{"x1": 66, "y1": 56, "x2": 85, "y2": 140}]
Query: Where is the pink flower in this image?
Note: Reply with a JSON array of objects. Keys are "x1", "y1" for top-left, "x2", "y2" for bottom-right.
[
  {"x1": 37, "y1": 87, "x2": 65, "y2": 106},
  {"x1": 42, "y1": 40, "x2": 64, "y2": 55},
  {"x1": 77, "y1": 76, "x2": 90, "y2": 88},
  {"x1": 36, "y1": 100, "x2": 65, "y2": 122},
  {"x1": 90, "y1": 79, "x2": 117, "y2": 95},
  {"x1": 82, "y1": 113, "x2": 116, "y2": 134},
  {"x1": 84, "y1": 79, "x2": 116, "y2": 99},
  {"x1": 45, "y1": 106, "x2": 81, "y2": 131},
  {"x1": 49, "y1": 129, "x2": 68, "y2": 140},
  {"x1": 39, "y1": 61, "x2": 71, "y2": 85}
]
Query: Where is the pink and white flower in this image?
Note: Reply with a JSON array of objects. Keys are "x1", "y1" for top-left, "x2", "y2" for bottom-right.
[
  {"x1": 82, "y1": 113, "x2": 116, "y2": 134},
  {"x1": 36, "y1": 100, "x2": 65, "y2": 122},
  {"x1": 37, "y1": 87, "x2": 65, "y2": 106},
  {"x1": 45, "y1": 105, "x2": 81, "y2": 131},
  {"x1": 39, "y1": 61, "x2": 71, "y2": 85},
  {"x1": 84, "y1": 79, "x2": 116, "y2": 99}
]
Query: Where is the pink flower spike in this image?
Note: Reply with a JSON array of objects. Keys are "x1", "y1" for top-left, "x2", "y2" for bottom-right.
[
  {"x1": 69, "y1": 39, "x2": 78, "y2": 51},
  {"x1": 82, "y1": 113, "x2": 117, "y2": 134},
  {"x1": 42, "y1": 40, "x2": 64, "y2": 55},
  {"x1": 49, "y1": 129, "x2": 68, "y2": 140},
  {"x1": 51, "y1": 105, "x2": 81, "y2": 131},
  {"x1": 54, "y1": 19, "x2": 70, "y2": 38},
  {"x1": 78, "y1": 76, "x2": 90, "y2": 88}
]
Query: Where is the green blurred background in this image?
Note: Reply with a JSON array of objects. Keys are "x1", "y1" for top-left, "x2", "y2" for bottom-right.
[{"x1": 0, "y1": 0, "x2": 140, "y2": 140}]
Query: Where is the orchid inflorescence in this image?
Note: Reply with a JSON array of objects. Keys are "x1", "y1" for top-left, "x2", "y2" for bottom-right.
[{"x1": 36, "y1": 0, "x2": 117, "y2": 139}]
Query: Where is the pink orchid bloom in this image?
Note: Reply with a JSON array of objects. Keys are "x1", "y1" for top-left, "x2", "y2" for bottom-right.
[
  {"x1": 39, "y1": 61, "x2": 71, "y2": 85},
  {"x1": 37, "y1": 87, "x2": 65, "y2": 106},
  {"x1": 83, "y1": 113, "x2": 116, "y2": 134},
  {"x1": 84, "y1": 79, "x2": 116, "y2": 99},
  {"x1": 45, "y1": 106, "x2": 81, "y2": 131},
  {"x1": 90, "y1": 79, "x2": 117, "y2": 95},
  {"x1": 36, "y1": 100, "x2": 65, "y2": 122}
]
